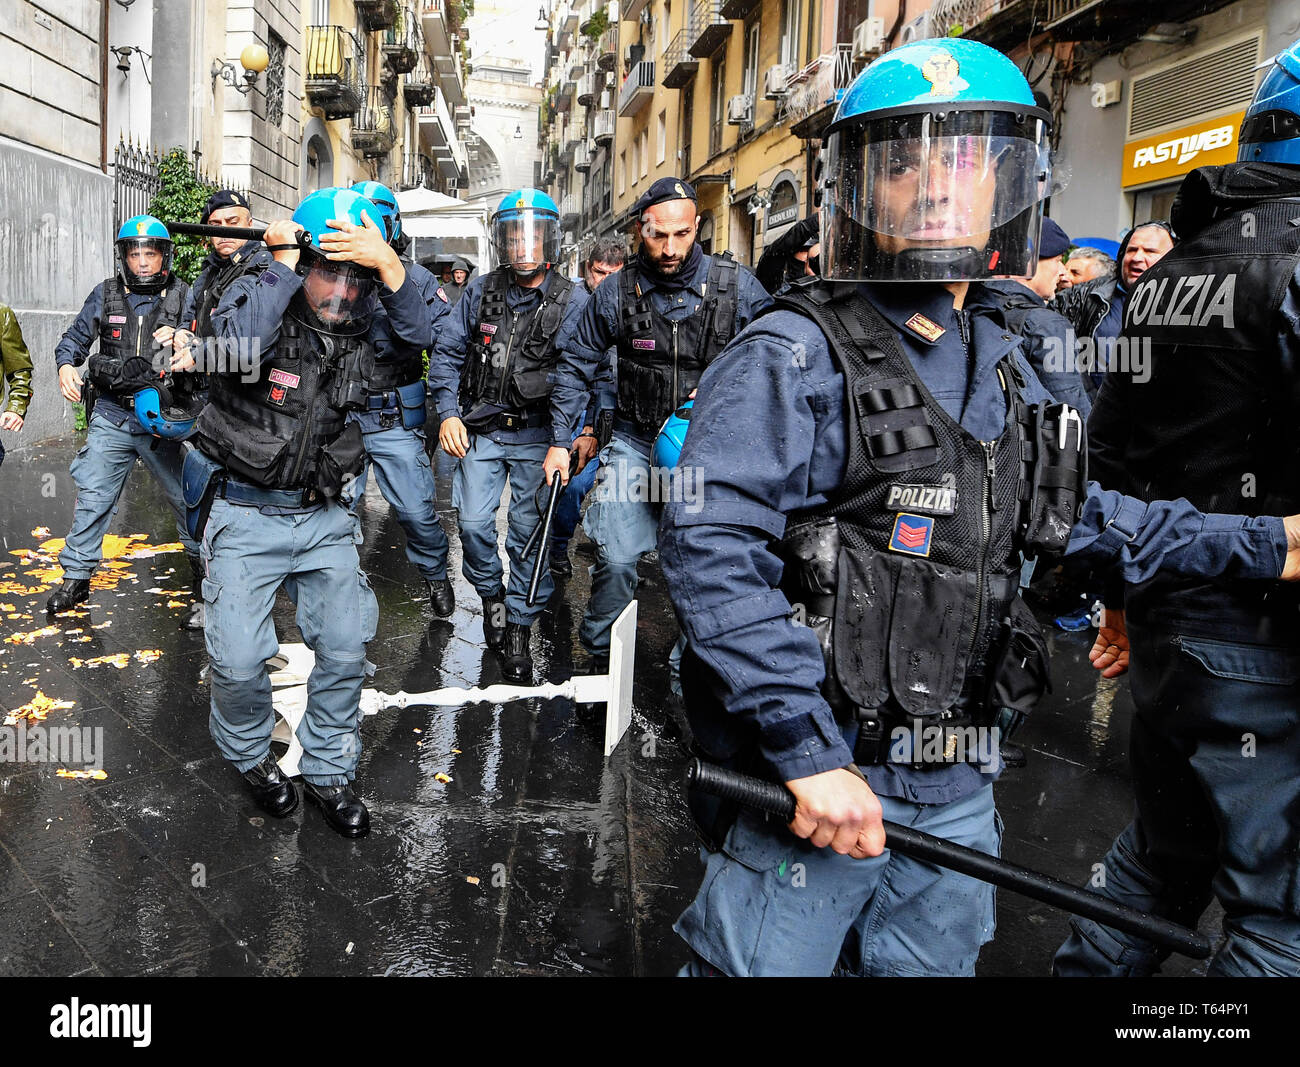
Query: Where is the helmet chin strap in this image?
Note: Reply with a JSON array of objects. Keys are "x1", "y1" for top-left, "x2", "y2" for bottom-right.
[{"x1": 890, "y1": 245, "x2": 987, "y2": 280}]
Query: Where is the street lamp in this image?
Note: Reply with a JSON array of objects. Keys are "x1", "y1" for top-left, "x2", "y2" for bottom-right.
[{"x1": 211, "y1": 44, "x2": 270, "y2": 97}]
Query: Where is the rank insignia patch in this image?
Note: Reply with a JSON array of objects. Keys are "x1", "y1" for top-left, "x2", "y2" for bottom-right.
[
  {"x1": 268, "y1": 384, "x2": 287, "y2": 406},
  {"x1": 904, "y1": 313, "x2": 945, "y2": 342},
  {"x1": 888, "y1": 514, "x2": 934, "y2": 557}
]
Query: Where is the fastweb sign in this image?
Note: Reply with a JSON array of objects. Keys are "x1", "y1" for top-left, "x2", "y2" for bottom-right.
[{"x1": 1121, "y1": 110, "x2": 1245, "y2": 188}]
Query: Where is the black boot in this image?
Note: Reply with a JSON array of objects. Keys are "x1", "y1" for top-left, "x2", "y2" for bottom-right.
[
  {"x1": 427, "y1": 577, "x2": 455, "y2": 617},
  {"x1": 303, "y1": 780, "x2": 370, "y2": 837},
  {"x1": 548, "y1": 540, "x2": 572, "y2": 578},
  {"x1": 502, "y1": 622, "x2": 533, "y2": 683},
  {"x1": 482, "y1": 591, "x2": 507, "y2": 649},
  {"x1": 46, "y1": 578, "x2": 90, "y2": 614},
  {"x1": 241, "y1": 754, "x2": 299, "y2": 817},
  {"x1": 184, "y1": 554, "x2": 206, "y2": 631}
]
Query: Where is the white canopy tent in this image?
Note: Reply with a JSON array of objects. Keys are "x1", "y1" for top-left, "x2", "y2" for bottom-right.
[{"x1": 395, "y1": 188, "x2": 492, "y2": 274}]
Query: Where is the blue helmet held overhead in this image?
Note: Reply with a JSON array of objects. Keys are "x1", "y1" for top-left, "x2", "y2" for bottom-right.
[
  {"x1": 290, "y1": 188, "x2": 380, "y2": 327},
  {"x1": 351, "y1": 180, "x2": 403, "y2": 244},
  {"x1": 1239, "y1": 41, "x2": 1300, "y2": 164},
  {"x1": 116, "y1": 214, "x2": 174, "y2": 293},
  {"x1": 821, "y1": 38, "x2": 1053, "y2": 283},
  {"x1": 491, "y1": 188, "x2": 560, "y2": 277},
  {"x1": 652, "y1": 399, "x2": 693, "y2": 470}
]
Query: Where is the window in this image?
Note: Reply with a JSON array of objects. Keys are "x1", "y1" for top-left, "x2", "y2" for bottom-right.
[
  {"x1": 639, "y1": 130, "x2": 649, "y2": 178},
  {"x1": 657, "y1": 109, "x2": 667, "y2": 165},
  {"x1": 619, "y1": 149, "x2": 626, "y2": 195},
  {"x1": 680, "y1": 83, "x2": 694, "y2": 175},
  {"x1": 265, "y1": 31, "x2": 286, "y2": 128},
  {"x1": 780, "y1": 0, "x2": 799, "y2": 68},
  {"x1": 709, "y1": 57, "x2": 726, "y2": 156},
  {"x1": 743, "y1": 20, "x2": 759, "y2": 100}
]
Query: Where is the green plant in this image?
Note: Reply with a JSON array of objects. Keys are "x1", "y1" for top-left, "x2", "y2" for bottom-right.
[
  {"x1": 581, "y1": 9, "x2": 609, "y2": 40},
  {"x1": 147, "y1": 147, "x2": 212, "y2": 284},
  {"x1": 73, "y1": 402, "x2": 86, "y2": 431}
]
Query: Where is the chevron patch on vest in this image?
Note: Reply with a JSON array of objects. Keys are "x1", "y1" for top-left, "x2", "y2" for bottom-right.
[{"x1": 888, "y1": 514, "x2": 934, "y2": 556}]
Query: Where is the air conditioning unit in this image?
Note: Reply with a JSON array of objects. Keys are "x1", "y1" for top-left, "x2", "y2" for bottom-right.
[
  {"x1": 727, "y1": 94, "x2": 753, "y2": 125},
  {"x1": 852, "y1": 16, "x2": 885, "y2": 60},
  {"x1": 899, "y1": 12, "x2": 934, "y2": 46},
  {"x1": 763, "y1": 64, "x2": 791, "y2": 100}
]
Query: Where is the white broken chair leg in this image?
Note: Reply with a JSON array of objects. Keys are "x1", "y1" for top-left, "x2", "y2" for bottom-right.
[{"x1": 268, "y1": 601, "x2": 638, "y2": 776}]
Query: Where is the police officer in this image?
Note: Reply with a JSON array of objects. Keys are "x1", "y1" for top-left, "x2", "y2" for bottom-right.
[
  {"x1": 46, "y1": 216, "x2": 198, "y2": 620},
  {"x1": 429, "y1": 189, "x2": 588, "y2": 682},
  {"x1": 549, "y1": 237, "x2": 626, "y2": 576},
  {"x1": 543, "y1": 178, "x2": 772, "y2": 670},
  {"x1": 348, "y1": 180, "x2": 455, "y2": 616},
  {"x1": 196, "y1": 187, "x2": 430, "y2": 837},
  {"x1": 986, "y1": 217, "x2": 1092, "y2": 415},
  {"x1": 657, "y1": 38, "x2": 1300, "y2": 977},
  {"x1": 1054, "y1": 43, "x2": 1300, "y2": 978}
]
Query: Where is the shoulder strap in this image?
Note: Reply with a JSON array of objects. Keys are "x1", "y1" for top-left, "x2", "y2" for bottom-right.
[
  {"x1": 533, "y1": 271, "x2": 575, "y2": 341},
  {"x1": 703, "y1": 252, "x2": 739, "y2": 359},
  {"x1": 619, "y1": 262, "x2": 652, "y2": 338}
]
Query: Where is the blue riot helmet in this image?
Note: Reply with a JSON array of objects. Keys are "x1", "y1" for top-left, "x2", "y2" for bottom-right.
[
  {"x1": 491, "y1": 189, "x2": 560, "y2": 278},
  {"x1": 1239, "y1": 42, "x2": 1300, "y2": 163},
  {"x1": 291, "y1": 187, "x2": 380, "y2": 327},
  {"x1": 116, "y1": 215, "x2": 175, "y2": 293},
  {"x1": 133, "y1": 380, "x2": 198, "y2": 440},
  {"x1": 821, "y1": 39, "x2": 1053, "y2": 282},
  {"x1": 351, "y1": 180, "x2": 403, "y2": 244},
  {"x1": 652, "y1": 399, "x2": 693, "y2": 469}
]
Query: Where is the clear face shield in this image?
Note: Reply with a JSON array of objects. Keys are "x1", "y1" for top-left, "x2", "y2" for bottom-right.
[
  {"x1": 822, "y1": 109, "x2": 1052, "y2": 282},
  {"x1": 297, "y1": 252, "x2": 377, "y2": 327},
  {"x1": 493, "y1": 209, "x2": 560, "y2": 276},
  {"x1": 117, "y1": 237, "x2": 174, "y2": 291}
]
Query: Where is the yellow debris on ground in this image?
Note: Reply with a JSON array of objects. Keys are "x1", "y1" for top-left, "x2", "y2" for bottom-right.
[
  {"x1": 134, "y1": 649, "x2": 163, "y2": 665},
  {"x1": 4, "y1": 690, "x2": 76, "y2": 725},
  {"x1": 56, "y1": 769, "x2": 108, "y2": 781},
  {"x1": 434, "y1": 772, "x2": 453, "y2": 784},
  {"x1": 31, "y1": 526, "x2": 51, "y2": 539},
  {"x1": 4, "y1": 625, "x2": 61, "y2": 645},
  {"x1": 69, "y1": 653, "x2": 130, "y2": 670}
]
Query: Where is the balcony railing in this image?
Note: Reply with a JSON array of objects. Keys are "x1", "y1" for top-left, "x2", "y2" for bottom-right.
[
  {"x1": 382, "y1": 5, "x2": 422, "y2": 74},
  {"x1": 403, "y1": 51, "x2": 436, "y2": 106},
  {"x1": 781, "y1": 44, "x2": 855, "y2": 123},
  {"x1": 574, "y1": 142, "x2": 591, "y2": 173},
  {"x1": 356, "y1": 0, "x2": 399, "y2": 32},
  {"x1": 593, "y1": 108, "x2": 615, "y2": 145},
  {"x1": 618, "y1": 61, "x2": 654, "y2": 116},
  {"x1": 560, "y1": 192, "x2": 580, "y2": 228},
  {"x1": 664, "y1": 30, "x2": 699, "y2": 88},
  {"x1": 597, "y1": 25, "x2": 618, "y2": 70},
  {"x1": 305, "y1": 25, "x2": 364, "y2": 120},
  {"x1": 688, "y1": 0, "x2": 732, "y2": 59},
  {"x1": 351, "y1": 86, "x2": 397, "y2": 157},
  {"x1": 720, "y1": 0, "x2": 759, "y2": 17},
  {"x1": 398, "y1": 149, "x2": 435, "y2": 190},
  {"x1": 577, "y1": 72, "x2": 597, "y2": 106}
]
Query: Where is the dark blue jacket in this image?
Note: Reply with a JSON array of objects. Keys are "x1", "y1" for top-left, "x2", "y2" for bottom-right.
[
  {"x1": 658, "y1": 280, "x2": 1287, "y2": 803},
  {"x1": 180, "y1": 241, "x2": 275, "y2": 328},
  {"x1": 549, "y1": 250, "x2": 772, "y2": 448},
  {"x1": 427, "y1": 268, "x2": 589, "y2": 446}
]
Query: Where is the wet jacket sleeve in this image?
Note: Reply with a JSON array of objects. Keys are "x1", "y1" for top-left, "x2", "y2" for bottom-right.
[
  {"x1": 659, "y1": 328, "x2": 857, "y2": 781},
  {"x1": 181, "y1": 264, "x2": 211, "y2": 328},
  {"x1": 55, "y1": 284, "x2": 105, "y2": 369},
  {"x1": 735, "y1": 266, "x2": 775, "y2": 328},
  {"x1": 0, "y1": 305, "x2": 33, "y2": 416},
  {"x1": 376, "y1": 273, "x2": 430, "y2": 352},
  {"x1": 428, "y1": 280, "x2": 479, "y2": 421},
  {"x1": 550, "y1": 281, "x2": 618, "y2": 447},
  {"x1": 211, "y1": 261, "x2": 302, "y2": 363}
]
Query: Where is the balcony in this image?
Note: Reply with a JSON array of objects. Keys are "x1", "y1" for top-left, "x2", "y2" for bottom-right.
[
  {"x1": 574, "y1": 142, "x2": 591, "y2": 173},
  {"x1": 382, "y1": 6, "x2": 422, "y2": 74},
  {"x1": 560, "y1": 192, "x2": 580, "y2": 228},
  {"x1": 568, "y1": 54, "x2": 587, "y2": 81},
  {"x1": 597, "y1": 25, "x2": 618, "y2": 70},
  {"x1": 351, "y1": 87, "x2": 397, "y2": 157},
  {"x1": 417, "y1": 87, "x2": 466, "y2": 178},
  {"x1": 420, "y1": 0, "x2": 452, "y2": 60},
  {"x1": 592, "y1": 108, "x2": 615, "y2": 146},
  {"x1": 355, "y1": 0, "x2": 399, "y2": 32},
  {"x1": 561, "y1": 5, "x2": 580, "y2": 36},
  {"x1": 577, "y1": 72, "x2": 597, "y2": 107},
  {"x1": 403, "y1": 52, "x2": 436, "y2": 106},
  {"x1": 622, "y1": 0, "x2": 650, "y2": 21},
  {"x1": 720, "y1": 0, "x2": 759, "y2": 17},
  {"x1": 618, "y1": 61, "x2": 654, "y2": 116},
  {"x1": 785, "y1": 44, "x2": 856, "y2": 136},
  {"x1": 688, "y1": 0, "x2": 732, "y2": 59},
  {"x1": 398, "y1": 149, "x2": 435, "y2": 190},
  {"x1": 305, "y1": 26, "x2": 364, "y2": 120},
  {"x1": 663, "y1": 30, "x2": 699, "y2": 88}
]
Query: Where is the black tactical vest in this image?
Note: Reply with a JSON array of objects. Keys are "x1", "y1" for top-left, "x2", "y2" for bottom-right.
[
  {"x1": 193, "y1": 245, "x2": 271, "y2": 338},
  {"x1": 195, "y1": 315, "x2": 367, "y2": 495},
  {"x1": 90, "y1": 279, "x2": 185, "y2": 396},
  {"x1": 1119, "y1": 197, "x2": 1300, "y2": 516},
  {"x1": 615, "y1": 253, "x2": 738, "y2": 433},
  {"x1": 771, "y1": 283, "x2": 1047, "y2": 741},
  {"x1": 366, "y1": 255, "x2": 428, "y2": 395},
  {"x1": 459, "y1": 267, "x2": 576, "y2": 411}
]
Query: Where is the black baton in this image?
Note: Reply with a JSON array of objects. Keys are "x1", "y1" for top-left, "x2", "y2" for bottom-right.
[
  {"x1": 686, "y1": 759, "x2": 1211, "y2": 960},
  {"x1": 522, "y1": 454, "x2": 577, "y2": 607},
  {"x1": 163, "y1": 221, "x2": 314, "y2": 248}
]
